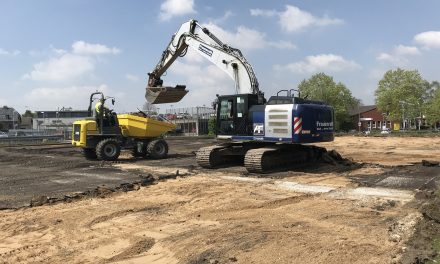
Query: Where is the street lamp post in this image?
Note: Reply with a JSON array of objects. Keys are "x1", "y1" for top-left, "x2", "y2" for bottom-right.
[
  {"x1": 12, "y1": 110, "x2": 15, "y2": 130},
  {"x1": 11, "y1": 109, "x2": 20, "y2": 131},
  {"x1": 41, "y1": 111, "x2": 45, "y2": 131}
]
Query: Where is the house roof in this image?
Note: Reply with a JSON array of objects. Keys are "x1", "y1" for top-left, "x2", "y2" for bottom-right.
[
  {"x1": 349, "y1": 105, "x2": 377, "y2": 116},
  {"x1": 0, "y1": 107, "x2": 14, "y2": 115}
]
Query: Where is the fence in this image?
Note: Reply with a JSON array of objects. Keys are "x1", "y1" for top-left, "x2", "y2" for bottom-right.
[
  {"x1": 0, "y1": 135, "x2": 66, "y2": 146},
  {"x1": 165, "y1": 107, "x2": 215, "y2": 136},
  {"x1": 8, "y1": 128, "x2": 73, "y2": 139},
  {"x1": 0, "y1": 128, "x2": 72, "y2": 146}
]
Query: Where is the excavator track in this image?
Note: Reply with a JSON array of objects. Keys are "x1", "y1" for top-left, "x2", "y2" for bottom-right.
[
  {"x1": 196, "y1": 144, "x2": 233, "y2": 168},
  {"x1": 244, "y1": 147, "x2": 276, "y2": 173},
  {"x1": 197, "y1": 143, "x2": 328, "y2": 173},
  {"x1": 244, "y1": 145, "x2": 326, "y2": 173}
]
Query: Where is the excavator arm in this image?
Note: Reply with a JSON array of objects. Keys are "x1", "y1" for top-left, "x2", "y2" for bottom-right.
[{"x1": 146, "y1": 19, "x2": 263, "y2": 104}]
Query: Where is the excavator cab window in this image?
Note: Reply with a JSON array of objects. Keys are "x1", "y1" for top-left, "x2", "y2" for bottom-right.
[
  {"x1": 216, "y1": 94, "x2": 261, "y2": 136},
  {"x1": 218, "y1": 99, "x2": 235, "y2": 134},
  {"x1": 219, "y1": 99, "x2": 233, "y2": 119}
]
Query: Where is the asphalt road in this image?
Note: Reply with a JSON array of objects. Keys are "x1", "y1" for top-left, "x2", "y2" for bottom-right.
[
  {"x1": 1, "y1": 136, "x2": 439, "y2": 209},
  {"x1": 0, "y1": 138, "x2": 213, "y2": 209}
]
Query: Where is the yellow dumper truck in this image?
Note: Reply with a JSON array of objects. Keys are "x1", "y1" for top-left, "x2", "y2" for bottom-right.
[{"x1": 72, "y1": 92, "x2": 176, "y2": 161}]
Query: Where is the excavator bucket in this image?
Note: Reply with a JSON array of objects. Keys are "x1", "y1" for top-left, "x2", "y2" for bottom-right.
[{"x1": 145, "y1": 85, "x2": 188, "y2": 104}]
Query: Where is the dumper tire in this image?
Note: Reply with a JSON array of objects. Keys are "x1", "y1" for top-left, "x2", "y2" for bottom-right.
[
  {"x1": 96, "y1": 138, "x2": 121, "y2": 161},
  {"x1": 83, "y1": 148, "x2": 97, "y2": 160},
  {"x1": 147, "y1": 139, "x2": 168, "y2": 159}
]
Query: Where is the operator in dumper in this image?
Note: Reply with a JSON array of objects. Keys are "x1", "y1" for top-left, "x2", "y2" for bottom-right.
[{"x1": 95, "y1": 99, "x2": 113, "y2": 127}]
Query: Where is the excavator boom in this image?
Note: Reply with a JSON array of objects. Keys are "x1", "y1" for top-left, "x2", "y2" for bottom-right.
[{"x1": 146, "y1": 19, "x2": 262, "y2": 104}]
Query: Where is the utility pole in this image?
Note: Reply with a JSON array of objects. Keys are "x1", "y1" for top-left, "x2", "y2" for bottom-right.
[{"x1": 12, "y1": 110, "x2": 15, "y2": 130}]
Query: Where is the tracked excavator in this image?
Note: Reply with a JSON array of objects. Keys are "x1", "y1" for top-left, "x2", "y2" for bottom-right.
[{"x1": 146, "y1": 19, "x2": 335, "y2": 173}]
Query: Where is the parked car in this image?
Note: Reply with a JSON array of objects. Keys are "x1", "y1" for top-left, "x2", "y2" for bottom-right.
[
  {"x1": 166, "y1": 113, "x2": 177, "y2": 120},
  {"x1": 177, "y1": 112, "x2": 191, "y2": 119},
  {"x1": 0, "y1": 131, "x2": 8, "y2": 138},
  {"x1": 381, "y1": 128, "x2": 391, "y2": 134}
]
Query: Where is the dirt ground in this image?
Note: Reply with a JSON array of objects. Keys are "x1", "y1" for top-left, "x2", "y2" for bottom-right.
[{"x1": 0, "y1": 136, "x2": 439, "y2": 264}]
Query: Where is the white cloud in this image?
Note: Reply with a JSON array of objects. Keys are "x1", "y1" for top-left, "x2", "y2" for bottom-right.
[
  {"x1": 280, "y1": 5, "x2": 343, "y2": 32},
  {"x1": 168, "y1": 60, "x2": 234, "y2": 105},
  {"x1": 50, "y1": 45, "x2": 67, "y2": 55},
  {"x1": 394, "y1": 45, "x2": 421, "y2": 55},
  {"x1": 23, "y1": 54, "x2": 94, "y2": 81},
  {"x1": 276, "y1": 54, "x2": 360, "y2": 74},
  {"x1": 250, "y1": 9, "x2": 277, "y2": 17},
  {"x1": 159, "y1": 0, "x2": 196, "y2": 21},
  {"x1": 125, "y1": 74, "x2": 140, "y2": 82},
  {"x1": 202, "y1": 23, "x2": 296, "y2": 51},
  {"x1": 210, "y1": 11, "x2": 234, "y2": 24},
  {"x1": 414, "y1": 31, "x2": 440, "y2": 49},
  {"x1": 251, "y1": 5, "x2": 343, "y2": 33},
  {"x1": 23, "y1": 41, "x2": 120, "y2": 82},
  {"x1": 72, "y1": 41, "x2": 121, "y2": 55},
  {"x1": 267, "y1": 40, "x2": 297, "y2": 50},
  {"x1": 24, "y1": 84, "x2": 112, "y2": 110},
  {"x1": 0, "y1": 48, "x2": 20, "y2": 56},
  {"x1": 204, "y1": 23, "x2": 266, "y2": 50},
  {"x1": 377, "y1": 45, "x2": 420, "y2": 65},
  {"x1": 28, "y1": 46, "x2": 67, "y2": 57}
]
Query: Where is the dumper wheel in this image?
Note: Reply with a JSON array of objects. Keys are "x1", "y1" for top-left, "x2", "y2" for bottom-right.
[
  {"x1": 83, "y1": 148, "x2": 97, "y2": 160},
  {"x1": 147, "y1": 139, "x2": 168, "y2": 159},
  {"x1": 96, "y1": 138, "x2": 121, "y2": 161}
]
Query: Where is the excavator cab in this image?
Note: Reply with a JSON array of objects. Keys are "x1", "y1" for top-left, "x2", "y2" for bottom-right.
[{"x1": 216, "y1": 94, "x2": 262, "y2": 136}]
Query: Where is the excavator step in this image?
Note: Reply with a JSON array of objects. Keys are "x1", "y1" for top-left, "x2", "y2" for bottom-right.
[{"x1": 145, "y1": 85, "x2": 188, "y2": 104}]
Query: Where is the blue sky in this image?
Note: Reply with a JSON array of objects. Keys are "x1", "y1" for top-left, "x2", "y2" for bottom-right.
[{"x1": 1, "y1": 0, "x2": 440, "y2": 113}]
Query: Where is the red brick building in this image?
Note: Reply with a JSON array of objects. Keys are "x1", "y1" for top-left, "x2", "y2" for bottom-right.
[{"x1": 349, "y1": 105, "x2": 396, "y2": 132}]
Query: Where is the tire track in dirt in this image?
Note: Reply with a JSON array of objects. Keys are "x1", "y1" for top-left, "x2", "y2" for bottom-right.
[
  {"x1": 87, "y1": 206, "x2": 165, "y2": 228},
  {"x1": 104, "y1": 238, "x2": 156, "y2": 263}
]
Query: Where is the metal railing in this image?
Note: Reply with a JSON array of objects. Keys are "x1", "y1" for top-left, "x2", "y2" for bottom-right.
[
  {"x1": 0, "y1": 135, "x2": 66, "y2": 146},
  {"x1": 165, "y1": 107, "x2": 215, "y2": 136}
]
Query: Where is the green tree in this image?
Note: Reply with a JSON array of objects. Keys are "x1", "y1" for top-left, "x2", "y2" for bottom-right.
[
  {"x1": 425, "y1": 82, "x2": 440, "y2": 128},
  {"x1": 22, "y1": 110, "x2": 36, "y2": 117},
  {"x1": 208, "y1": 117, "x2": 216, "y2": 136},
  {"x1": 375, "y1": 68, "x2": 428, "y2": 125},
  {"x1": 298, "y1": 73, "x2": 359, "y2": 131}
]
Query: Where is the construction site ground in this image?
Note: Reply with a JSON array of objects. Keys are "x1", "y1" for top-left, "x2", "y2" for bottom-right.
[{"x1": 1, "y1": 136, "x2": 440, "y2": 264}]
